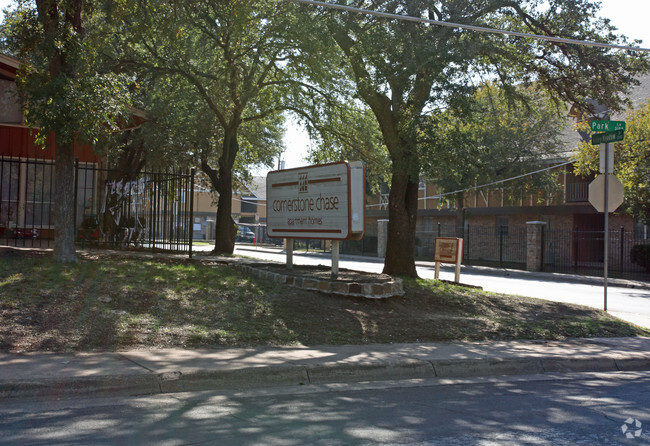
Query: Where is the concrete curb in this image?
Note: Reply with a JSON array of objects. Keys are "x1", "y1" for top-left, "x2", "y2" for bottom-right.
[
  {"x1": 157, "y1": 364, "x2": 311, "y2": 393},
  {"x1": 0, "y1": 374, "x2": 161, "y2": 399},
  {"x1": 3, "y1": 354, "x2": 650, "y2": 400},
  {"x1": 305, "y1": 359, "x2": 434, "y2": 384}
]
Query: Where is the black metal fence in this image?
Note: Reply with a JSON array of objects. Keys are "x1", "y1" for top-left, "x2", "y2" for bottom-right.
[
  {"x1": 415, "y1": 224, "x2": 528, "y2": 269},
  {"x1": 1, "y1": 155, "x2": 195, "y2": 254},
  {"x1": 415, "y1": 223, "x2": 649, "y2": 280},
  {"x1": 543, "y1": 227, "x2": 649, "y2": 279}
]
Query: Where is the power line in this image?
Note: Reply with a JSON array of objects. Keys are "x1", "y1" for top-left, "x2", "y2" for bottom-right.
[
  {"x1": 423, "y1": 160, "x2": 574, "y2": 201},
  {"x1": 232, "y1": 160, "x2": 574, "y2": 208},
  {"x1": 286, "y1": 0, "x2": 650, "y2": 53},
  {"x1": 208, "y1": 159, "x2": 572, "y2": 212},
  {"x1": 365, "y1": 159, "x2": 574, "y2": 208}
]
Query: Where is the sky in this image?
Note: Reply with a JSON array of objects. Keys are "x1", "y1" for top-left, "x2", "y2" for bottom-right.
[{"x1": 1, "y1": 0, "x2": 649, "y2": 171}]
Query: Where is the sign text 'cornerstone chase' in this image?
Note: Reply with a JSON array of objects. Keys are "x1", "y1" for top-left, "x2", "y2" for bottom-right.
[{"x1": 266, "y1": 161, "x2": 365, "y2": 240}]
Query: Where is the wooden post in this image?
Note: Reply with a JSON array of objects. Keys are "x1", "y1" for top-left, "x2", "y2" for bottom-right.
[
  {"x1": 331, "y1": 240, "x2": 339, "y2": 279},
  {"x1": 286, "y1": 238, "x2": 293, "y2": 270}
]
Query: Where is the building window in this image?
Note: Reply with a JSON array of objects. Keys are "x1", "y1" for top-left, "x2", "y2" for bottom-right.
[
  {"x1": 241, "y1": 196, "x2": 257, "y2": 214},
  {"x1": 25, "y1": 161, "x2": 55, "y2": 227},
  {"x1": 0, "y1": 161, "x2": 19, "y2": 228},
  {"x1": 76, "y1": 166, "x2": 97, "y2": 225}
]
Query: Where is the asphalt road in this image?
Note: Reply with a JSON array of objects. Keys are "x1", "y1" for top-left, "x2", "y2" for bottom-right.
[
  {"x1": 226, "y1": 245, "x2": 650, "y2": 329},
  {"x1": 2, "y1": 372, "x2": 649, "y2": 445}
]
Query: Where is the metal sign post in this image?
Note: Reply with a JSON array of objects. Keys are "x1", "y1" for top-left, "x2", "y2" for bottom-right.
[
  {"x1": 603, "y1": 143, "x2": 609, "y2": 312},
  {"x1": 590, "y1": 119, "x2": 627, "y2": 312}
]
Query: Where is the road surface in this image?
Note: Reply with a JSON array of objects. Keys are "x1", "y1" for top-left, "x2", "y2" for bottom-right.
[{"x1": 2, "y1": 372, "x2": 649, "y2": 445}]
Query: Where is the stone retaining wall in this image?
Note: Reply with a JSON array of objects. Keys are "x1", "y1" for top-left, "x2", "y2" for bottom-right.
[{"x1": 236, "y1": 264, "x2": 405, "y2": 299}]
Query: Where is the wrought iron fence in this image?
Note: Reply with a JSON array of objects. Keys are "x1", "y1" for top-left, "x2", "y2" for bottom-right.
[
  {"x1": 542, "y1": 226, "x2": 649, "y2": 279},
  {"x1": 1, "y1": 155, "x2": 195, "y2": 254},
  {"x1": 415, "y1": 223, "x2": 649, "y2": 280},
  {"x1": 415, "y1": 224, "x2": 528, "y2": 269}
]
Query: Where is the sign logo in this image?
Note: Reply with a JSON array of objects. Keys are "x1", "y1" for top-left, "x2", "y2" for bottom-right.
[
  {"x1": 621, "y1": 418, "x2": 643, "y2": 439},
  {"x1": 299, "y1": 173, "x2": 308, "y2": 194}
]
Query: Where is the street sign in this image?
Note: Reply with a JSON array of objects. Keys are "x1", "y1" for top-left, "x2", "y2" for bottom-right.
[
  {"x1": 588, "y1": 175, "x2": 624, "y2": 213},
  {"x1": 592, "y1": 129, "x2": 624, "y2": 145},
  {"x1": 591, "y1": 120, "x2": 626, "y2": 132}
]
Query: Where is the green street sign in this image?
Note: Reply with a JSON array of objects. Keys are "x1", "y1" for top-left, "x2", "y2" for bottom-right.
[
  {"x1": 591, "y1": 120, "x2": 626, "y2": 132},
  {"x1": 592, "y1": 129, "x2": 624, "y2": 145}
]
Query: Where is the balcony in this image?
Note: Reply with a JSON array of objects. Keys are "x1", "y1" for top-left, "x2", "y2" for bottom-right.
[{"x1": 566, "y1": 182, "x2": 589, "y2": 203}]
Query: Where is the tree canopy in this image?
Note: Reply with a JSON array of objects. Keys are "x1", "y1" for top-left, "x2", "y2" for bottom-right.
[
  {"x1": 312, "y1": 0, "x2": 648, "y2": 276},
  {"x1": 422, "y1": 84, "x2": 568, "y2": 216},
  {"x1": 3, "y1": 0, "x2": 133, "y2": 262},
  {"x1": 110, "y1": 0, "x2": 347, "y2": 253}
]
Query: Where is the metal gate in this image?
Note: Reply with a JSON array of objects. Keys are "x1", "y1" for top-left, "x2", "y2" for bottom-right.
[
  {"x1": 542, "y1": 227, "x2": 650, "y2": 280},
  {"x1": 415, "y1": 224, "x2": 527, "y2": 269},
  {"x1": 1, "y1": 155, "x2": 195, "y2": 254}
]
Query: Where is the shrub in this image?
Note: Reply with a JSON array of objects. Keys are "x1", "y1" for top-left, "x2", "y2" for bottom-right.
[{"x1": 630, "y1": 244, "x2": 650, "y2": 271}]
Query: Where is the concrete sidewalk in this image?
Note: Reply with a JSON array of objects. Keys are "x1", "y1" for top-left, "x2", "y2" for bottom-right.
[{"x1": 2, "y1": 337, "x2": 649, "y2": 400}]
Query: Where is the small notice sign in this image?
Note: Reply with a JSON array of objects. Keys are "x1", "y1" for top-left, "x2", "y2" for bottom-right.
[
  {"x1": 434, "y1": 237, "x2": 464, "y2": 283},
  {"x1": 434, "y1": 237, "x2": 463, "y2": 264}
]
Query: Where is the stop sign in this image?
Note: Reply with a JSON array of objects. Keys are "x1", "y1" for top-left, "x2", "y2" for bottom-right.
[{"x1": 588, "y1": 175, "x2": 624, "y2": 213}]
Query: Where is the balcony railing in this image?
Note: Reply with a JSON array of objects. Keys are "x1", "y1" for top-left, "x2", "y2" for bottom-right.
[{"x1": 567, "y1": 182, "x2": 589, "y2": 202}]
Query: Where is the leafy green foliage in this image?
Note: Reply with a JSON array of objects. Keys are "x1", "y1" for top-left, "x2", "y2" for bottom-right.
[
  {"x1": 315, "y1": 0, "x2": 648, "y2": 276},
  {"x1": 574, "y1": 100, "x2": 650, "y2": 222},
  {"x1": 4, "y1": 0, "x2": 132, "y2": 147},
  {"x1": 421, "y1": 84, "x2": 567, "y2": 207},
  {"x1": 630, "y1": 244, "x2": 650, "y2": 271},
  {"x1": 305, "y1": 105, "x2": 390, "y2": 194}
]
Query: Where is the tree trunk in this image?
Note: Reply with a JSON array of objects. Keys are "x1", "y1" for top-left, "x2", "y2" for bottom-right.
[
  {"x1": 200, "y1": 129, "x2": 240, "y2": 255},
  {"x1": 54, "y1": 140, "x2": 77, "y2": 262},
  {"x1": 213, "y1": 168, "x2": 236, "y2": 254},
  {"x1": 382, "y1": 166, "x2": 419, "y2": 277}
]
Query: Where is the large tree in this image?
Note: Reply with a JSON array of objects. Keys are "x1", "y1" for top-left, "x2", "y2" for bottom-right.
[
  {"x1": 316, "y1": 0, "x2": 648, "y2": 276},
  {"x1": 114, "y1": 0, "x2": 340, "y2": 254},
  {"x1": 4, "y1": 0, "x2": 131, "y2": 262}
]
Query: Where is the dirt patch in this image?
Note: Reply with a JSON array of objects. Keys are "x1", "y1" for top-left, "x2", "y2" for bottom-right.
[{"x1": 1, "y1": 248, "x2": 648, "y2": 352}]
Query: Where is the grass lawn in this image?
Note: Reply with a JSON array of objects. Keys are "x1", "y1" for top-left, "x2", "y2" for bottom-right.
[{"x1": 1, "y1": 249, "x2": 648, "y2": 352}]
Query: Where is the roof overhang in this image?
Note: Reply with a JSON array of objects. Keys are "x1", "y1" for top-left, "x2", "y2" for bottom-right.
[{"x1": 0, "y1": 53, "x2": 20, "y2": 81}]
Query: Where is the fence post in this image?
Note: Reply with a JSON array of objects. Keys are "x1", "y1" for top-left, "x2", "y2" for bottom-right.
[
  {"x1": 189, "y1": 168, "x2": 195, "y2": 259},
  {"x1": 526, "y1": 221, "x2": 546, "y2": 272},
  {"x1": 465, "y1": 224, "x2": 470, "y2": 265},
  {"x1": 539, "y1": 225, "x2": 546, "y2": 271},
  {"x1": 573, "y1": 226, "x2": 579, "y2": 273},
  {"x1": 499, "y1": 225, "x2": 504, "y2": 268},
  {"x1": 620, "y1": 226, "x2": 625, "y2": 274},
  {"x1": 73, "y1": 158, "x2": 79, "y2": 244},
  {"x1": 377, "y1": 219, "x2": 389, "y2": 258}
]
